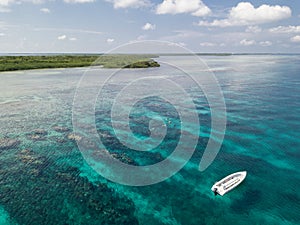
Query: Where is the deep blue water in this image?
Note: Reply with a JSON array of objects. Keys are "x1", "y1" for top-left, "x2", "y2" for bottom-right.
[{"x1": 0, "y1": 55, "x2": 299, "y2": 224}]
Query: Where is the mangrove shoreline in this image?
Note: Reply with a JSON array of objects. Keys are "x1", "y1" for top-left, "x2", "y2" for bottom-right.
[{"x1": 0, "y1": 54, "x2": 160, "y2": 72}]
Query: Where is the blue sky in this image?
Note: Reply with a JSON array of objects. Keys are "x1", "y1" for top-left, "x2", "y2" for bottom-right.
[{"x1": 0, "y1": 0, "x2": 300, "y2": 53}]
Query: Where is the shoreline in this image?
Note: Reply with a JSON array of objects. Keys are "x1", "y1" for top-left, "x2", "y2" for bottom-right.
[{"x1": 0, "y1": 55, "x2": 160, "y2": 72}]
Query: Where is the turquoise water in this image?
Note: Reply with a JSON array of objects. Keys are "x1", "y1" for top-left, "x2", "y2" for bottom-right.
[{"x1": 0, "y1": 55, "x2": 299, "y2": 224}]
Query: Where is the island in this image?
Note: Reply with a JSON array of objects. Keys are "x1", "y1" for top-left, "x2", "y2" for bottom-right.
[{"x1": 0, "y1": 54, "x2": 160, "y2": 72}]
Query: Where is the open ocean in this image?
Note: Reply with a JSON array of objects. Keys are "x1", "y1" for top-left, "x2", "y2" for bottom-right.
[{"x1": 0, "y1": 55, "x2": 299, "y2": 225}]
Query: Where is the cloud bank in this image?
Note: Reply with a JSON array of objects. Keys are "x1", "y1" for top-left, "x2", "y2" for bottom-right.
[
  {"x1": 106, "y1": 0, "x2": 150, "y2": 9},
  {"x1": 240, "y1": 39, "x2": 256, "y2": 46},
  {"x1": 269, "y1": 26, "x2": 300, "y2": 34},
  {"x1": 156, "y1": 0, "x2": 211, "y2": 17},
  {"x1": 198, "y1": 2, "x2": 291, "y2": 27},
  {"x1": 291, "y1": 36, "x2": 300, "y2": 43}
]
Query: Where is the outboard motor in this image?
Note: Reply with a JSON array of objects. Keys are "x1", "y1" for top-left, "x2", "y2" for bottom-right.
[{"x1": 213, "y1": 188, "x2": 218, "y2": 196}]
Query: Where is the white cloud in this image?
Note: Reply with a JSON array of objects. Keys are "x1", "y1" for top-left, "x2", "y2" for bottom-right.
[
  {"x1": 69, "y1": 37, "x2": 77, "y2": 41},
  {"x1": 199, "y1": 42, "x2": 216, "y2": 47},
  {"x1": 246, "y1": 26, "x2": 262, "y2": 33},
  {"x1": 167, "y1": 42, "x2": 186, "y2": 47},
  {"x1": 106, "y1": 38, "x2": 115, "y2": 43},
  {"x1": 1, "y1": 0, "x2": 45, "y2": 5},
  {"x1": 0, "y1": 0, "x2": 47, "y2": 12},
  {"x1": 291, "y1": 35, "x2": 300, "y2": 43},
  {"x1": 0, "y1": 0, "x2": 14, "y2": 12},
  {"x1": 58, "y1": 35, "x2": 67, "y2": 40},
  {"x1": 142, "y1": 22, "x2": 156, "y2": 31},
  {"x1": 269, "y1": 26, "x2": 300, "y2": 34},
  {"x1": 0, "y1": 32, "x2": 5, "y2": 36},
  {"x1": 259, "y1": 41, "x2": 272, "y2": 46},
  {"x1": 40, "y1": 8, "x2": 50, "y2": 13},
  {"x1": 106, "y1": 0, "x2": 150, "y2": 9},
  {"x1": 240, "y1": 39, "x2": 256, "y2": 46},
  {"x1": 57, "y1": 35, "x2": 77, "y2": 41},
  {"x1": 29, "y1": 0, "x2": 45, "y2": 4},
  {"x1": 0, "y1": 0, "x2": 16, "y2": 6},
  {"x1": 198, "y1": 2, "x2": 291, "y2": 27},
  {"x1": 156, "y1": 0, "x2": 211, "y2": 17},
  {"x1": 64, "y1": 0, "x2": 95, "y2": 3}
]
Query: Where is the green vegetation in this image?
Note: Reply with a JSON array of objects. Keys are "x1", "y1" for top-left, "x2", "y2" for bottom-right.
[
  {"x1": 123, "y1": 60, "x2": 160, "y2": 68},
  {"x1": 92, "y1": 54, "x2": 160, "y2": 69},
  {"x1": 0, "y1": 54, "x2": 160, "y2": 72}
]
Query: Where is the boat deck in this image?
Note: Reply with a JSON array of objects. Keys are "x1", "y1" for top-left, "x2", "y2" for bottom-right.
[{"x1": 211, "y1": 171, "x2": 247, "y2": 196}]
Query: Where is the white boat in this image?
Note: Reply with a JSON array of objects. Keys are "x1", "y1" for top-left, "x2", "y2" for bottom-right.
[{"x1": 211, "y1": 171, "x2": 247, "y2": 196}]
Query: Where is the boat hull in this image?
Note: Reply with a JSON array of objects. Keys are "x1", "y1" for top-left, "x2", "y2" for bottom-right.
[{"x1": 211, "y1": 171, "x2": 247, "y2": 196}]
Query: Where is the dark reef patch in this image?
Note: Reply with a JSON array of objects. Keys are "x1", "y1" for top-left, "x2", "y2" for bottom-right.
[
  {"x1": 53, "y1": 125, "x2": 70, "y2": 133},
  {"x1": 26, "y1": 129, "x2": 48, "y2": 141},
  {"x1": 0, "y1": 148, "x2": 139, "y2": 225},
  {"x1": 230, "y1": 189, "x2": 262, "y2": 214},
  {"x1": 0, "y1": 137, "x2": 20, "y2": 150}
]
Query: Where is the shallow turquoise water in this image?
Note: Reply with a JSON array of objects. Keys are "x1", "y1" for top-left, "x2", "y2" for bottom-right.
[{"x1": 0, "y1": 55, "x2": 299, "y2": 224}]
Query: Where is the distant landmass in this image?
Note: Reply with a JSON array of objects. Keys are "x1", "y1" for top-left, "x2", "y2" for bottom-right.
[{"x1": 0, "y1": 54, "x2": 160, "y2": 72}]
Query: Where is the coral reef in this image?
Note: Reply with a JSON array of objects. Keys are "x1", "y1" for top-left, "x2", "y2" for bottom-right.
[
  {"x1": 0, "y1": 138, "x2": 20, "y2": 150},
  {"x1": 53, "y1": 126, "x2": 70, "y2": 133},
  {"x1": 0, "y1": 148, "x2": 138, "y2": 225}
]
